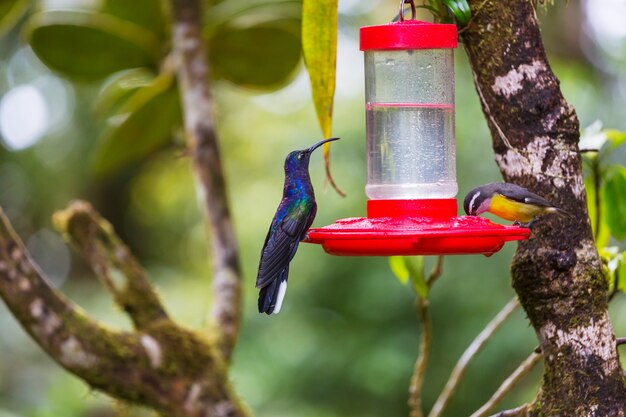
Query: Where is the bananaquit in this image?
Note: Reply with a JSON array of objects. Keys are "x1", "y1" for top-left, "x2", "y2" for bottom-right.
[{"x1": 463, "y1": 182, "x2": 570, "y2": 227}]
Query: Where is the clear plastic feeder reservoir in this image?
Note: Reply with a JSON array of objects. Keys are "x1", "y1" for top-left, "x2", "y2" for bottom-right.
[{"x1": 362, "y1": 20, "x2": 458, "y2": 200}]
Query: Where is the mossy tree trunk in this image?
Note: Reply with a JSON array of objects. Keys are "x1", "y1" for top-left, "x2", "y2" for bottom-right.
[{"x1": 461, "y1": 1, "x2": 626, "y2": 415}]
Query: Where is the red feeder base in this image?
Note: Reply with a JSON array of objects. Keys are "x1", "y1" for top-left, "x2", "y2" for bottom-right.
[{"x1": 305, "y1": 199, "x2": 530, "y2": 256}]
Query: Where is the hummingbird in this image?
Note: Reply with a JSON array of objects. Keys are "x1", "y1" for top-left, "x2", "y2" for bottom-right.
[{"x1": 256, "y1": 137, "x2": 340, "y2": 315}]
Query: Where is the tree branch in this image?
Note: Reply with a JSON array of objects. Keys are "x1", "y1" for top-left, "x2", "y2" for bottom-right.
[
  {"x1": 53, "y1": 200, "x2": 168, "y2": 330},
  {"x1": 409, "y1": 297, "x2": 432, "y2": 417},
  {"x1": 461, "y1": 0, "x2": 626, "y2": 413},
  {"x1": 168, "y1": 0, "x2": 243, "y2": 362},
  {"x1": 426, "y1": 256, "x2": 444, "y2": 287},
  {"x1": 0, "y1": 205, "x2": 249, "y2": 417},
  {"x1": 429, "y1": 297, "x2": 520, "y2": 417},
  {"x1": 409, "y1": 257, "x2": 443, "y2": 417},
  {"x1": 470, "y1": 353, "x2": 542, "y2": 417}
]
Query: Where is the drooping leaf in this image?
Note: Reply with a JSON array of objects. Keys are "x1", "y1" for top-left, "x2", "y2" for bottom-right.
[
  {"x1": 94, "y1": 68, "x2": 156, "y2": 117},
  {"x1": 0, "y1": 0, "x2": 30, "y2": 39},
  {"x1": 92, "y1": 73, "x2": 182, "y2": 176},
  {"x1": 302, "y1": 0, "x2": 337, "y2": 135},
  {"x1": 442, "y1": 0, "x2": 471, "y2": 25},
  {"x1": 602, "y1": 165, "x2": 626, "y2": 239},
  {"x1": 302, "y1": 0, "x2": 344, "y2": 196},
  {"x1": 103, "y1": 0, "x2": 167, "y2": 38},
  {"x1": 25, "y1": 10, "x2": 161, "y2": 81},
  {"x1": 389, "y1": 256, "x2": 410, "y2": 285},
  {"x1": 209, "y1": 19, "x2": 301, "y2": 89}
]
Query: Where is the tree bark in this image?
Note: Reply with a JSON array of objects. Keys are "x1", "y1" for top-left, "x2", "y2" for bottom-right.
[{"x1": 461, "y1": 1, "x2": 626, "y2": 415}]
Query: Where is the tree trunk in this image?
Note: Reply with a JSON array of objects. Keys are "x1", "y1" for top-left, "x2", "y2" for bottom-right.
[{"x1": 461, "y1": 1, "x2": 626, "y2": 415}]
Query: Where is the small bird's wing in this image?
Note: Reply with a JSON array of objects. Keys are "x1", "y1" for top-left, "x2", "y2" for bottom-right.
[
  {"x1": 522, "y1": 194, "x2": 554, "y2": 207},
  {"x1": 255, "y1": 205, "x2": 312, "y2": 290},
  {"x1": 497, "y1": 183, "x2": 555, "y2": 207}
]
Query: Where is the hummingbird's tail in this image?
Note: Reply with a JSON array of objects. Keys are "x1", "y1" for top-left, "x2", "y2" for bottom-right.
[{"x1": 258, "y1": 267, "x2": 289, "y2": 315}]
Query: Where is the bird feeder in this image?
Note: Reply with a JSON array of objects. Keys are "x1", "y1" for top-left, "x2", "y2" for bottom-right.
[{"x1": 305, "y1": 6, "x2": 530, "y2": 256}]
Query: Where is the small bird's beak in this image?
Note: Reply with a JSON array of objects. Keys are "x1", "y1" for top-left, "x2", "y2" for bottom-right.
[{"x1": 308, "y1": 137, "x2": 340, "y2": 153}]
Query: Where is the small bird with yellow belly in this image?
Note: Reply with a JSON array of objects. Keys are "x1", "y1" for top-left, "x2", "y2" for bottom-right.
[{"x1": 463, "y1": 182, "x2": 570, "y2": 227}]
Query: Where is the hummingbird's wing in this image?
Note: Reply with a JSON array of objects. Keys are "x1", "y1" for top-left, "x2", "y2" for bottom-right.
[{"x1": 255, "y1": 207, "x2": 311, "y2": 290}]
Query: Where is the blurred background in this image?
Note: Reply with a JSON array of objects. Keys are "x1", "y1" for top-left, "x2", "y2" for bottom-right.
[{"x1": 0, "y1": 0, "x2": 625, "y2": 416}]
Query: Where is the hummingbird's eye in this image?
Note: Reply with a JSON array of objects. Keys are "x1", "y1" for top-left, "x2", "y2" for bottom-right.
[{"x1": 297, "y1": 153, "x2": 304, "y2": 160}]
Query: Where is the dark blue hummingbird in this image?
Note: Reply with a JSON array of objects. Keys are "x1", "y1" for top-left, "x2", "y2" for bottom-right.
[{"x1": 256, "y1": 137, "x2": 340, "y2": 315}]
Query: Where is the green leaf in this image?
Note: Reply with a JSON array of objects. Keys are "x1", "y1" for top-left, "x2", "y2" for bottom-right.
[
  {"x1": 92, "y1": 73, "x2": 182, "y2": 176},
  {"x1": 0, "y1": 0, "x2": 30, "y2": 39},
  {"x1": 389, "y1": 256, "x2": 409, "y2": 285},
  {"x1": 302, "y1": 0, "x2": 344, "y2": 195},
  {"x1": 302, "y1": 0, "x2": 336, "y2": 138},
  {"x1": 25, "y1": 10, "x2": 161, "y2": 81},
  {"x1": 208, "y1": 19, "x2": 301, "y2": 89},
  {"x1": 94, "y1": 68, "x2": 156, "y2": 117},
  {"x1": 207, "y1": 0, "x2": 301, "y2": 30},
  {"x1": 442, "y1": 0, "x2": 471, "y2": 25},
  {"x1": 103, "y1": 0, "x2": 167, "y2": 38},
  {"x1": 602, "y1": 165, "x2": 626, "y2": 239}
]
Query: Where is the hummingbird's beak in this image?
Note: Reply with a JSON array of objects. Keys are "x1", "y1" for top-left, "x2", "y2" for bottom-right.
[{"x1": 308, "y1": 137, "x2": 340, "y2": 153}]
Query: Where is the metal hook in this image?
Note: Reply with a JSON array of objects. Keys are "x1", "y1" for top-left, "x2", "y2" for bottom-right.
[{"x1": 398, "y1": 0, "x2": 416, "y2": 22}]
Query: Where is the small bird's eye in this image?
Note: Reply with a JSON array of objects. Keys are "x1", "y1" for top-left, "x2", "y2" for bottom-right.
[{"x1": 297, "y1": 153, "x2": 304, "y2": 160}]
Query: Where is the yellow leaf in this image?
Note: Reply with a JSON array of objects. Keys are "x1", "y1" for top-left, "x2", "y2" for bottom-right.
[{"x1": 302, "y1": 0, "x2": 345, "y2": 196}]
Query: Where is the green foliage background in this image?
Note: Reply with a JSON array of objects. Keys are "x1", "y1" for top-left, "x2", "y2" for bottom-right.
[{"x1": 0, "y1": 1, "x2": 625, "y2": 416}]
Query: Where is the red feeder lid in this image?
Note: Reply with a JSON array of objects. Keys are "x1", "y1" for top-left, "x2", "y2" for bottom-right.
[
  {"x1": 360, "y1": 20, "x2": 458, "y2": 51},
  {"x1": 304, "y1": 199, "x2": 530, "y2": 257}
]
